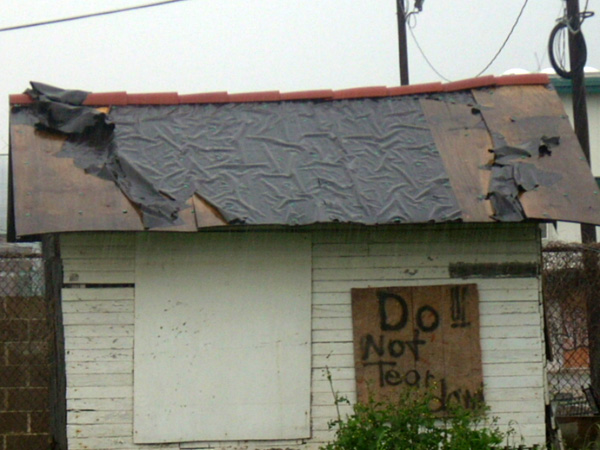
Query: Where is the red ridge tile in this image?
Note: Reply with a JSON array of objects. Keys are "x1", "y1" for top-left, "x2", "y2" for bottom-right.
[
  {"x1": 333, "y1": 86, "x2": 388, "y2": 100},
  {"x1": 228, "y1": 91, "x2": 281, "y2": 102},
  {"x1": 280, "y1": 90, "x2": 334, "y2": 101},
  {"x1": 387, "y1": 82, "x2": 444, "y2": 96},
  {"x1": 179, "y1": 92, "x2": 229, "y2": 104},
  {"x1": 10, "y1": 75, "x2": 552, "y2": 108},
  {"x1": 9, "y1": 94, "x2": 33, "y2": 104},
  {"x1": 443, "y1": 75, "x2": 496, "y2": 92},
  {"x1": 495, "y1": 73, "x2": 550, "y2": 86},
  {"x1": 83, "y1": 92, "x2": 128, "y2": 106},
  {"x1": 127, "y1": 92, "x2": 180, "y2": 105}
]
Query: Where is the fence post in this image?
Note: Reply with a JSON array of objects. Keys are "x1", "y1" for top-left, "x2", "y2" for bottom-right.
[{"x1": 43, "y1": 235, "x2": 66, "y2": 450}]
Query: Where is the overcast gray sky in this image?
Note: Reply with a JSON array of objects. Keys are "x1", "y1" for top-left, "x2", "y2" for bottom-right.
[{"x1": 0, "y1": 0, "x2": 599, "y2": 155}]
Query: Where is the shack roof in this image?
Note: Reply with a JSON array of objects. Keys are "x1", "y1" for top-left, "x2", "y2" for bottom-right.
[{"x1": 8, "y1": 74, "x2": 600, "y2": 239}]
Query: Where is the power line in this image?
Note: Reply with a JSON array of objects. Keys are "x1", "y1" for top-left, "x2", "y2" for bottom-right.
[
  {"x1": 475, "y1": 0, "x2": 530, "y2": 77},
  {"x1": 407, "y1": 24, "x2": 451, "y2": 82},
  {"x1": 0, "y1": 0, "x2": 191, "y2": 33}
]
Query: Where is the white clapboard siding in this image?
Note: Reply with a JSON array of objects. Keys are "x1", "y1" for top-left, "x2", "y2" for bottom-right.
[
  {"x1": 61, "y1": 224, "x2": 546, "y2": 449},
  {"x1": 62, "y1": 286, "x2": 138, "y2": 450},
  {"x1": 68, "y1": 409, "x2": 132, "y2": 425},
  {"x1": 61, "y1": 234, "x2": 135, "y2": 285},
  {"x1": 308, "y1": 224, "x2": 544, "y2": 449}
]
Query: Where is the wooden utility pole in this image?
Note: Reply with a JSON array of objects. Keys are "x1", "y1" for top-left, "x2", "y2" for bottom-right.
[
  {"x1": 396, "y1": 0, "x2": 409, "y2": 85},
  {"x1": 566, "y1": 0, "x2": 600, "y2": 395}
]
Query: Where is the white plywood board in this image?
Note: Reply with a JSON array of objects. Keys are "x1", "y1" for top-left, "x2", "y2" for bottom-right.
[{"x1": 134, "y1": 232, "x2": 312, "y2": 443}]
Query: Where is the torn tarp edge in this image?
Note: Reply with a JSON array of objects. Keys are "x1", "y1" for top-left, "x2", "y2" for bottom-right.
[{"x1": 484, "y1": 137, "x2": 562, "y2": 222}]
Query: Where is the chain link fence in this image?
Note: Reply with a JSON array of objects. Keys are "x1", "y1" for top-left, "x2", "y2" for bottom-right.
[
  {"x1": 543, "y1": 243, "x2": 598, "y2": 417},
  {"x1": 0, "y1": 245, "x2": 53, "y2": 450}
]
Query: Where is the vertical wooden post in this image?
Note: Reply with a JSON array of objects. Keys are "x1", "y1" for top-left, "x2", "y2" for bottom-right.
[{"x1": 43, "y1": 235, "x2": 67, "y2": 450}]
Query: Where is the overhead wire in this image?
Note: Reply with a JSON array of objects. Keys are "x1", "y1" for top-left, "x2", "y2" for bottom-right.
[
  {"x1": 0, "y1": 0, "x2": 191, "y2": 33},
  {"x1": 474, "y1": 0, "x2": 530, "y2": 77},
  {"x1": 407, "y1": 0, "x2": 529, "y2": 82},
  {"x1": 407, "y1": 23, "x2": 451, "y2": 82}
]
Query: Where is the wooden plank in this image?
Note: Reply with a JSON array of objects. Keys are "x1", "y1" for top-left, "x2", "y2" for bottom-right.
[
  {"x1": 480, "y1": 313, "x2": 541, "y2": 327},
  {"x1": 312, "y1": 317, "x2": 352, "y2": 330},
  {"x1": 192, "y1": 194, "x2": 228, "y2": 228},
  {"x1": 473, "y1": 85, "x2": 600, "y2": 224},
  {"x1": 311, "y1": 404, "x2": 354, "y2": 419},
  {"x1": 60, "y1": 232, "x2": 135, "y2": 248},
  {"x1": 68, "y1": 410, "x2": 132, "y2": 425},
  {"x1": 65, "y1": 337, "x2": 134, "y2": 350},
  {"x1": 480, "y1": 337, "x2": 542, "y2": 352},
  {"x1": 420, "y1": 98, "x2": 494, "y2": 222},
  {"x1": 67, "y1": 397, "x2": 132, "y2": 411},
  {"x1": 313, "y1": 278, "x2": 539, "y2": 294},
  {"x1": 61, "y1": 247, "x2": 135, "y2": 260},
  {"x1": 312, "y1": 329, "x2": 353, "y2": 343},
  {"x1": 352, "y1": 284, "x2": 483, "y2": 412},
  {"x1": 312, "y1": 293, "x2": 351, "y2": 305},
  {"x1": 482, "y1": 362, "x2": 543, "y2": 376},
  {"x1": 481, "y1": 349, "x2": 543, "y2": 363},
  {"x1": 313, "y1": 354, "x2": 355, "y2": 368},
  {"x1": 63, "y1": 269, "x2": 135, "y2": 285},
  {"x1": 365, "y1": 224, "x2": 537, "y2": 243},
  {"x1": 62, "y1": 287, "x2": 134, "y2": 301},
  {"x1": 489, "y1": 400, "x2": 544, "y2": 413},
  {"x1": 63, "y1": 312, "x2": 134, "y2": 326},
  {"x1": 312, "y1": 367, "x2": 355, "y2": 381},
  {"x1": 480, "y1": 325, "x2": 541, "y2": 339},
  {"x1": 312, "y1": 392, "x2": 357, "y2": 406},
  {"x1": 11, "y1": 124, "x2": 144, "y2": 237},
  {"x1": 66, "y1": 361, "x2": 133, "y2": 374},
  {"x1": 62, "y1": 300, "x2": 133, "y2": 314},
  {"x1": 313, "y1": 253, "x2": 537, "y2": 269},
  {"x1": 311, "y1": 223, "x2": 536, "y2": 244},
  {"x1": 479, "y1": 301, "x2": 539, "y2": 315},
  {"x1": 68, "y1": 373, "x2": 132, "y2": 387},
  {"x1": 313, "y1": 342, "x2": 353, "y2": 355},
  {"x1": 367, "y1": 240, "x2": 539, "y2": 256},
  {"x1": 63, "y1": 258, "x2": 135, "y2": 272},
  {"x1": 64, "y1": 325, "x2": 133, "y2": 338},
  {"x1": 67, "y1": 437, "x2": 138, "y2": 450},
  {"x1": 311, "y1": 379, "x2": 355, "y2": 393},
  {"x1": 313, "y1": 267, "x2": 449, "y2": 281},
  {"x1": 67, "y1": 386, "x2": 132, "y2": 399},
  {"x1": 312, "y1": 243, "x2": 369, "y2": 257},
  {"x1": 312, "y1": 304, "x2": 351, "y2": 318},
  {"x1": 483, "y1": 374, "x2": 543, "y2": 388},
  {"x1": 65, "y1": 349, "x2": 133, "y2": 362}
]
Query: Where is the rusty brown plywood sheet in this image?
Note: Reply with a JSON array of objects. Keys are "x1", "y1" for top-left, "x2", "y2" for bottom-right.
[
  {"x1": 10, "y1": 124, "x2": 145, "y2": 236},
  {"x1": 473, "y1": 85, "x2": 600, "y2": 225},
  {"x1": 352, "y1": 284, "x2": 482, "y2": 412},
  {"x1": 420, "y1": 99, "x2": 494, "y2": 222}
]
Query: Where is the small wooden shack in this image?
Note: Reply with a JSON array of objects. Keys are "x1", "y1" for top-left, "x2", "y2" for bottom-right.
[{"x1": 8, "y1": 74, "x2": 600, "y2": 450}]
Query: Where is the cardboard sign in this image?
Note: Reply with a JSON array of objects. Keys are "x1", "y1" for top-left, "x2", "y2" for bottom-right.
[{"x1": 351, "y1": 284, "x2": 483, "y2": 412}]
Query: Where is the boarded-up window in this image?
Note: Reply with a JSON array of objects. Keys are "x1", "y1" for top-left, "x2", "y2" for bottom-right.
[
  {"x1": 134, "y1": 233, "x2": 311, "y2": 443},
  {"x1": 352, "y1": 284, "x2": 482, "y2": 411}
]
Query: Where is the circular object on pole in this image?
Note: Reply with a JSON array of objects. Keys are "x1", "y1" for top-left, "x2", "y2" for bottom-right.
[{"x1": 548, "y1": 20, "x2": 587, "y2": 79}]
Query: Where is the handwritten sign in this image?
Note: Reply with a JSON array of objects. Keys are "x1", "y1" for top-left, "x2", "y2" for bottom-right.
[{"x1": 351, "y1": 284, "x2": 483, "y2": 412}]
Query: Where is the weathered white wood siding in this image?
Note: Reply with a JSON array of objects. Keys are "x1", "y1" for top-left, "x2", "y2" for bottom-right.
[{"x1": 61, "y1": 223, "x2": 545, "y2": 450}]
